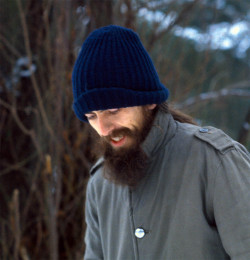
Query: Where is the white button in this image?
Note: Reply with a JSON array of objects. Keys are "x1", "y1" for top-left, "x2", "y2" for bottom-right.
[
  {"x1": 199, "y1": 128, "x2": 209, "y2": 133},
  {"x1": 135, "y1": 228, "x2": 145, "y2": 238}
]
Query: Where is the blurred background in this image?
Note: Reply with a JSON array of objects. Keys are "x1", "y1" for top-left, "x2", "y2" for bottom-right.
[{"x1": 0, "y1": 0, "x2": 249, "y2": 259}]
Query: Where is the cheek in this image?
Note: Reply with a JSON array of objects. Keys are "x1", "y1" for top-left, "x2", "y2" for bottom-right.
[
  {"x1": 132, "y1": 114, "x2": 143, "y2": 127},
  {"x1": 122, "y1": 119, "x2": 140, "y2": 130},
  {"x1": 89, "y1": 121, "x2": 101, "y2": 135},
  {"x1": 120, "y1": 117, "x2": 134, "y2": 128}
]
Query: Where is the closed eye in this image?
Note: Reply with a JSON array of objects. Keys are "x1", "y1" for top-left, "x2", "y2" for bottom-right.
[
  {"x1": 85, "y1": 108, "x2": 120, "y2": 120},
  {"x1": 85, "y1": 113, "x2": 96, "y2": 120},
  {"x1": 107, "y1": 108, "x2": 119, "y2": 114}
]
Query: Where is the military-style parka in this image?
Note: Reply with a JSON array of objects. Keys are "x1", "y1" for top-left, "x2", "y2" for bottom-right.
[{"x1": 84, "y1": 111, "x2": 250, "y2": 260}]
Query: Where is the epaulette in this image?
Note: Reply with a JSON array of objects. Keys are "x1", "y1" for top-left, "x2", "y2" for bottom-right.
[
  {"x1": 194, "y1": 127, "x2": 235, "y2": 154},
  {"x1": 89, "y1": 157, "x2": 104, "y2": 176}
]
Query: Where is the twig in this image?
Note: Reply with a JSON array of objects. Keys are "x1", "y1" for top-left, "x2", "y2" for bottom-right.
[
  {"x1": 175, "y1": 88, "x2": 250, "y2": 110},
  {"x1": 16, "y1": 0, "x2": 55, "y2": 139},
  {"x1": 1, "y1": 222, "x2": 8, "y2": 260},
  {"x1": 12, "y1": 190, "x2": 21, "y2": 260},
  {"x1": 223, "y1": 80, "x2": 250, "y2": 90},
  {"x1": 137, "y1": 0, "x2": 175, "y2": 12},
  {"x1": 43, "y1": 168, "x2": 59, "y2": 260},
  {"x1": 0, "y1": 34, "x2": 22, "y2": 57},
  {"x1": 20, "y1": 246, "x2": 30, "y2": 260},
  {"x1": 0, "y1": 98, "x2": 43, "y2": 158},
  {"x1": 0, "y1": 98, "x2": 32, "y2": 135},
  {"x1": 22, "y1": 160, "x2": 41, "y2": 221},
  {"x1": 0, "y1": 108, "x2": 7, "y2": 149},
  {"x1": 238, "y1": 107, "x2": 250, "y2": 145},
  {"x1": 146, "y1": 0, "x2": 199, "y2": 51},
  {"x1": 43, "y1": 0, "x2": 55, "y2": 91},
  {"x1": 124, "y1": 0, "x2": 136, "y2": 30},
  {"x1": 0, "y1": 154, "x2": 35, "y2": 176}
]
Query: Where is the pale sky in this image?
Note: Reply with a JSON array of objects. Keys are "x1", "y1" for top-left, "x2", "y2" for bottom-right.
[{"x1": 138, "y1": 8, "x2": 250, "y2": 58}]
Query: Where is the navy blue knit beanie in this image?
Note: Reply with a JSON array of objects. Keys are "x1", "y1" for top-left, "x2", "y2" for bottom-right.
[{"x1": 72, "y1": 25, "x2": 169, "y2": 122}]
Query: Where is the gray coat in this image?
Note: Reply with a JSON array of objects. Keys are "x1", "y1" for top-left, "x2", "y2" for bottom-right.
[{"x1": 84, "y1": 111, "x2": 250, "y2": 260}]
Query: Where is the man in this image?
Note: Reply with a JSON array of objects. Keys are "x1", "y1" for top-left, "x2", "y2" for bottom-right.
[{"x1": 72, "y1": 25, "x2": 250, "y2": 260}]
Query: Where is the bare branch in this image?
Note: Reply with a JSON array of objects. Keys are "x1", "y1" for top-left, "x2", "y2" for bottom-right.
[
  {"x1": 0, "y1": 34, "x2": 22, "y2": 58},
  {"x1": 16, "y1": 0, "x2": 55, "y2": 139},
  {"x1": 20, "y1": 246, "x2": 30, "y2": 260},
  {"x1": 124, "y1": 0, "x2": 136, "y2": 29},
  {"x1": 175, "y1": 88, "x2": 250, "y2": 110},
  {"x1": 146, "y1": 0, "x2": 199, "y2": 51},
  {"x1": 0, "y1": 98, "x2": 32, "y2": 136},
  {"x1": 0, "y1": 155, "x2": 35, "y2": 177},
  {"x1": 137, "y1": 0, "x2": 175, "y2": 12},
  {"x1": 12, "y1": 190, "x2": 21, "y2": 260},
  {"x1": 43, "y1": 0, "x2": 54, "y2": 89},
  {"x1": 0, "y1": 98, "x2": 43, "y2": 158},
  {"x1": 238, "y1": 107, "x2": 250, "y2": 145},
  {"x1": 222, "y1": 81, "x2": 250, "y2": 90}
]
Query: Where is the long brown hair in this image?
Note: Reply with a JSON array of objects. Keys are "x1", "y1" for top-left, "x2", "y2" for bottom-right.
[{"x1": 158, "y1": 102, "x2": 198, "y2": 125}]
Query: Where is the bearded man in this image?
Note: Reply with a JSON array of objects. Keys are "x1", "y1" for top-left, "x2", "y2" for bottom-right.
[{"x1": 72, "y1": 25, "x2": 250, "y2": 260}]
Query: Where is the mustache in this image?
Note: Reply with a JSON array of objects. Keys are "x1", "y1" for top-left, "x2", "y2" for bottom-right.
[{"x1": 101, "y1": 127, "x2": 134, "y2": 143}]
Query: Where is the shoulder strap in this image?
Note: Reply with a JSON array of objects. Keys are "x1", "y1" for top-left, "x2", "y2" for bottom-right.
[{"x1": 194, "y1": 127, "x2": 235, "y2": 154}]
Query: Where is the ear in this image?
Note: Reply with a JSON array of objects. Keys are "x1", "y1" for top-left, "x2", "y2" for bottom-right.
[{"x1": 147, "y1": 104, "x2": 157, "y2": 110}]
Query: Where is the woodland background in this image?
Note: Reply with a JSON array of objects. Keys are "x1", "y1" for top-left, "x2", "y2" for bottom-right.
[{"x1": 0, "y1": 0, "x2": 249, "y2": 259}]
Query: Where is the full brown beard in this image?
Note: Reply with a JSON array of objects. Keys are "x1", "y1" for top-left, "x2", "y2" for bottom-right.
[{"x1": 96, "y1": 107, "x2": 156, "y2": 187}]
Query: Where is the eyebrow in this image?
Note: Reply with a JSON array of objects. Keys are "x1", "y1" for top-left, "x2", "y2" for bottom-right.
[
  {"x1": 85, "y1": 108, "x2": 119, "y2": 116},
  {"x1": 85, "y1": 110, "x2": 105, "y2": 115}
]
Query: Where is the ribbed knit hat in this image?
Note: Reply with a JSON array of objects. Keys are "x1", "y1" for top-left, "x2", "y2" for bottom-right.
[{"x1": 72, "y1": 25, "x2": 169, "y2": 122}]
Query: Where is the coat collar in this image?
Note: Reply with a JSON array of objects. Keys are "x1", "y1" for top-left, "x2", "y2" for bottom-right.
[{"x1": 142, "y1": 110, "x2": 177, "y2": 158}]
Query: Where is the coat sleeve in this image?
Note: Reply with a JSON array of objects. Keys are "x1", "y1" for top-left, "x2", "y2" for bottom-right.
[
  {"x1": 213, "y1": 145, "x2": 250, "y2": 260},
  {"x1": 84, "y1": 177, "x2": 103, "y2": 260}
]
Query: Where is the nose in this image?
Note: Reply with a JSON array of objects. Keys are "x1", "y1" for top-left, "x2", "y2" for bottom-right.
[{"x1": 97, "y1": 117, "x2": 114, "y2": 137}]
